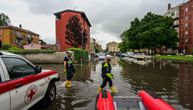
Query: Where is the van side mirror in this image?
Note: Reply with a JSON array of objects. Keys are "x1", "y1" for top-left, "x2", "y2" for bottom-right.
[{"x1": 35, "y1": 65, "x2": 42, "y2": 74}]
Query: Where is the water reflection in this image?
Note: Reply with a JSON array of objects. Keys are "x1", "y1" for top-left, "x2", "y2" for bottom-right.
[
  {"x1": 30, "y1": 58, "x2": 193, "y2": 110},
  {"x1": 120, "y1": 59, "x2": 193, "y2": 110},
  {"x1": 177, "y1": 63, "x2": 193, "y2": 109},
  {"x1": 120, "y1": 60, "x2": 177, "y2": 101}
]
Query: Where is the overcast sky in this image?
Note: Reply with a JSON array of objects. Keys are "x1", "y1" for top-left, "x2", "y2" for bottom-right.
[{"x1": 0, "y1": 0, "x2": 183, "y2": 48}]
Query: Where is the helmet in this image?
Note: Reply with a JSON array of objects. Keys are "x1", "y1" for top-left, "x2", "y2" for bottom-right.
[
  {"x1": 66, "y1": 50, "x2": 73, "y2": 54},
  {"x1": 106, "y1": 55, "x2": 112, "y2": 59}
]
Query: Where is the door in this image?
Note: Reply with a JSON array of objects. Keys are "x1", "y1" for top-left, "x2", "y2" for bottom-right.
[
  {"x1": 1, "y1": 57, "x2": 40, "y2": 110},
  {"x1": 0, "y1": 69, "x2": 11, "y2": 110}
]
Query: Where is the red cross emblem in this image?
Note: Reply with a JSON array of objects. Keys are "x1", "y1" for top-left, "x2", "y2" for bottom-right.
[
  {"x1": 27, "y1": 89, "x2": 36, "y2": 101},
  {"x1": 25, "y1": 85, "x2": 38, "y2": 104}
]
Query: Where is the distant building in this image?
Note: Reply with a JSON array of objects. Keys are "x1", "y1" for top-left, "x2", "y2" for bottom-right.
[
  {"x1": 179, "y1": 0, "x2": 193, "y2": 54},
  {"x1": 90, "y1": 38, "x2": 103, "y2": 54},
  {"x1": 90, "y1": 38, "x2": 96, "y2": 54},
  {"x1": 95, "y1": 43, "x2": 103, "y2": 52},
  {"x1": 106, "y1": 41, "x2": 120, "y2": 53},
  {"x1": 41, "y1": 44, "x2": 56, "y2": 50},
  {"x1": 0, "y1": 25, "x2": 39, "y2": 47},
  {"x1": 39, "y1": 39, "x2": 47, "y2": 45},
  {"x1": 23, "y1": 43, "x2": 41, "y2": 50},
  {"x1": 54, "y1": 9, "x2": 91, "y2": 51},
  {"x1": 164, "y1": 3, "x2": 183, "y2": 40},
  {"x1": 164, "y1": 3, "x2": 183, "y2": 53}
]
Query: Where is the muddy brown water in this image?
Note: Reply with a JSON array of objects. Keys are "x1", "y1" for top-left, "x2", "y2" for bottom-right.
[{"x1": 30, "y1": 57, "x2": 193, "y2": 110}]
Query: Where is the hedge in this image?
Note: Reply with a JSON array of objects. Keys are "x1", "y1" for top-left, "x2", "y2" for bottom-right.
[
  {"x1": 68, "y1": 48, "x2": 89, "y2": 63},
  {"x1": 1, "y1": 44, "x2": 12, "y2": 50},
  {"x1": 7, "y1": 49, "x2": 56, "y2": 54}
]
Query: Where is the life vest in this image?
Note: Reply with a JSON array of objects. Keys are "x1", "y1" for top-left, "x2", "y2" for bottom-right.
[
  {"x1": 67, "y1": 58, "x2": 75, "y2": 73},
  {"x1": 102, "y1": 62, "x2": 111, "y2": 74},
  {"x1": 102, "y1": 62, "x2": 113, "y2": 79}
]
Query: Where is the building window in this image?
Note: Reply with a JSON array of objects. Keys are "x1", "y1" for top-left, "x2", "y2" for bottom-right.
[
  {"x1": 185, "y1": 38, "x2": 188, "y2": 43},
  {"x1": 185, "y1": 23, "x2": 189, "y2": 28},
  {"x1": 171, "y1": 12, "x2": 175, "y2": 16},
  {"x1": 185, "y1": 31, "x2": 188, "y2": 35},
  {"x1": 185, "y1": 7, "x2": 188, "y2": 12},
  {"x1": 185, "y1": 16, "x2": 189, "y2": 20}
]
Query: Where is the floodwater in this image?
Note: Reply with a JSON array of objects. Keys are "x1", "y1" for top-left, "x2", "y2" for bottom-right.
[{"x1": 30, "y1": 57, "x2": 193, "y2": 110}]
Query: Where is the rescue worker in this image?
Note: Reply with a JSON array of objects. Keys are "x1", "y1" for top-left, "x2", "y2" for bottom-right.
[
  {"x1": 98, "y1": 55, "x2": 117, "y2": 93},
  {"x1": 64, "y1": 51, "x2": 75, "y2": 88}
]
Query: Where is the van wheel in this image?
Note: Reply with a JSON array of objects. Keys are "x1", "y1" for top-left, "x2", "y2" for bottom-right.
[{"x1": 40, "y1": 82, "x2": 56, "y2": 106}]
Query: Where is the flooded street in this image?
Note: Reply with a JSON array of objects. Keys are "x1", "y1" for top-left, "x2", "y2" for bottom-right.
[{"x1": 31, "y1": 57, "x2": 193, "y2": 110}]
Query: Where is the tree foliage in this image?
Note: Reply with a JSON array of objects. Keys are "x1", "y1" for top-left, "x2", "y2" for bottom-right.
[
  {"x1": 0, "y1": 13, "x2": 11, "y2": 26},
  {"x1": 65, "y1": 16, "x2": 87, "y2": 49},
  {"x1": 120, "y1": 12, "x2": 178, "y2": 54}
]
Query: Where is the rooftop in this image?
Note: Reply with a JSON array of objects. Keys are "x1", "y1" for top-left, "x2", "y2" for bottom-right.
[
  {"x1": 54, "y1": 9, "x2": 91, "y2": 27},
  {"x1": 107, "y1": 41, "x2": 119, "y2": 45},
  {"x1": 0, "y1": 25, "x2": 39, "y2": 36}
]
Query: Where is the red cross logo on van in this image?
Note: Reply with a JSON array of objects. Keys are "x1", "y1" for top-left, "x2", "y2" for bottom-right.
[{"x1": 25, "y1": 85, "x2": 38, "y2": 104}]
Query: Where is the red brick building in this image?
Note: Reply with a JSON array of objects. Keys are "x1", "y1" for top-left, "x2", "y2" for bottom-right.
[
  {"x1": 179, "y1": 0, "x2": 193, "y2": 54},
  {"x1": 54, "y1": 10, "x2": 91, "y2": 51}
]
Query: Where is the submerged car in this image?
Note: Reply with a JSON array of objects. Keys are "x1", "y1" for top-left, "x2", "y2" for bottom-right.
[{"x1": 0, "y1": 51, "x2": 60, "y2": 110}]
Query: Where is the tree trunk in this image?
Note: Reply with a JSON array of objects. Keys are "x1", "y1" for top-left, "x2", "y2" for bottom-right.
[{"x1": 160, "y1": 47, "x2": 162, "y2": 55}]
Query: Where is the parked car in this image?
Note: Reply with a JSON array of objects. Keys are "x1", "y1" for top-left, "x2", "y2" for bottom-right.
[
  {"x1": 125, "y1": 52, "x2": 134, "y2": 58},
  {"x1": 98, "y1": 52, "x2": 106, "y2": 60},
  {"x1": 133, "y1": 53, "x2": 146, "y2": 60},
  {"x1": 0, "y1": 51, "x2": 60, "y2": 110}
]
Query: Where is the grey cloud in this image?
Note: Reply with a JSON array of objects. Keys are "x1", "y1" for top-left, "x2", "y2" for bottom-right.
[
  {"x1": 22, "y1": 0, "x2": 183, "y2": 38},
  {"x1": 22, "y1": 0, "x2": 74, "y2": 15}
]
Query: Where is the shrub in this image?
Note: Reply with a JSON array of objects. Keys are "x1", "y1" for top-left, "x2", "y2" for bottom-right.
[
  {"x1": 7, "y1": 49, "x2": 56, "y2": 54},
  {"x1": 1, "y1": 44, "x2": 12, "y2": 50},
  {"x1": 192, "y1": 49, "x2": 193, "y2": 55},
  {"x1": 68, "y1": 48, "x2": 89, "y2": 63},
  {"x1": 8, "y1": 47, "x2": 22, "y2": 51}
]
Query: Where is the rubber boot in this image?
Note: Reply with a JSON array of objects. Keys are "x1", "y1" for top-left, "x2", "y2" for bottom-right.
[
  {"x1": 65, "y1": 80, "x2": 71, "y2": 88},
  {"x1": 97, "y1": 86, "x2": 102, "y2": 93},
  {"x1": 65, "y1": 80, "x2": 69, "y2": 88},
  {"x1": 110, "y1": 86, "x2": 118, "y2": 93},
  {"x1": 67, "y1": 81, "x2": 72, "y2": 88}
]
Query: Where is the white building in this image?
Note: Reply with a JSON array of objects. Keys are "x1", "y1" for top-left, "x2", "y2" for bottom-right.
[
  {"x1": 164, "y1": 3, "x2": 183, "y2": 53},
  {"x1": 164, "y1": 3, "x2": 183, "y2": 38}
]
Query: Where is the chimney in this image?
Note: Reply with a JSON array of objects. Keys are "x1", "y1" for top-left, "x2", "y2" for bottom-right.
[
  {"x1": 19, "y1": 24, "x2": 22, "y2": 28},
  {"x1": 168, "y1": 3, "x2": 171, "y2": 10}
]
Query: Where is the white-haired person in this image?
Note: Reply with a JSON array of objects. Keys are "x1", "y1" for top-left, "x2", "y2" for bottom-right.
[
  {"x1": 64, "y1": 51, "x2": 75, "y2": 88},
  {"x1": 98, "y1": 55, "x2": 117, "y2": 93}
]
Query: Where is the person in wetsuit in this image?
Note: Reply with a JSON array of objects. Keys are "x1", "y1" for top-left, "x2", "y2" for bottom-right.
[
  {"x1": 64, "y1": 51, "x2": 75, "y2": 88},
  {"x1": 98, "y1": 55, "x2": 117, "y2": 93}
]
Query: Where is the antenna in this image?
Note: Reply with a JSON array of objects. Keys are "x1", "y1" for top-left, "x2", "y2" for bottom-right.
[{"x1": 74, "y1": 6, "x2": 77, "y2": 10}]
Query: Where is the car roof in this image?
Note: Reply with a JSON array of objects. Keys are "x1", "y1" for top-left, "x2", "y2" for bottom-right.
[
  {"x1": 0, "y1": 51, "x2": 36, "y2": 67},
  {"x1": 0, "y1": 51, "x2": 21, "y2": 58}
]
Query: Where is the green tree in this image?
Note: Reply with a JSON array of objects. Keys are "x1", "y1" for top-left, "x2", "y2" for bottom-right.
[
  {"x1": 0, "y1": 13, "x2": 11, "y2": 26},
  {"x1": 65, "y1": 16, "x2": 87, "y2": 48},
  {"x1": 120, "y1": 12, "x2": 178, "y2": 54}
]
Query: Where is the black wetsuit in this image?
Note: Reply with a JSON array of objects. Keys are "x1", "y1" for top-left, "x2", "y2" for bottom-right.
[
  {"x1": 64, "y1": 57, "x2": 75, "y2": 80},
  {"x1": 100, "y1": 62, "x2": 113, "y2": 88}
]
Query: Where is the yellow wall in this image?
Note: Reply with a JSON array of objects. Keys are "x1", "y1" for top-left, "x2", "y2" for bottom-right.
[
  {"x1": 107, "y1": 43, "x2": 120, "y2": 53},
  {"x1": 32, "y1": 35, "x2": 39, "y2": 44},
  {"x1": 1, "y1": 28, "x2": 39, "y2": 46},
  {"x1": 2, "y1": 29, "x2": 11, "y2": 44}
]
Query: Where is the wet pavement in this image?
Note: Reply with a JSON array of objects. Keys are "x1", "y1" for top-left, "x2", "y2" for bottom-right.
[{"x1": 30, "y1": 57, "x2": 193, "y2": 110}]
